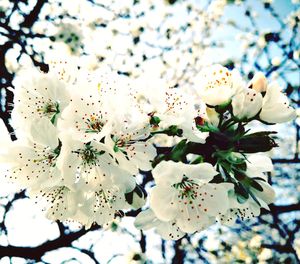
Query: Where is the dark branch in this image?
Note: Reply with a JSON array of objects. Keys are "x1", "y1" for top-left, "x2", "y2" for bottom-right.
[
  {"x1": 20, "y1": 0, "x2": 48, "y2": 28},
  {"x1": 0, "y1": 225, "x2": 101, "y2": 261}
]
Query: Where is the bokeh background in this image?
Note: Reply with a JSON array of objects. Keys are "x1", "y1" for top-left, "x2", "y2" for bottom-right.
[{"x1": 0, "y1": 0, "x2": 299, "y2": 263}]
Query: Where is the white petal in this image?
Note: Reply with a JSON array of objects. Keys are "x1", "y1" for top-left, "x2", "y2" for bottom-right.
[
  {"x1": 248, "y1": 154, "x2": 273, "y2": 171},
  {"x1": 186, "y1": 163, "x2": 218, "y2": 183},
  {"x1": 195, "y1": 183, "x2": 231, "y2": 216},
  {"x1": 260, "y1": 82, "x2": 296, "y2": 123},
  {"x1": 126, "y1": 142, "x2": 156, "y2": 171},
  {"x1": 152, "y1": 161, "x2": 184, "y2": 186},
  {"x1": 181, "y1": 123, "x2": 209, "y2": 144},
  {"x1": 232, "y1": 89, "x2": 262, "y2": 120},
  {"x1": 134, "y1": 209, "x2": 159, "y2": 230},
  {"x1": 29, "y1": 118, "x2": 59, "y2": 149},
  {"x1": 252, "y1": 180, "x2": 275, "y2": 205},
  {"x1": 176, "y1": 203, "x2": 213, "y2": 233},
  {"x1": 156, "y1": 221, "x2": 185, "y2": 240},
  {"x1": 150, "y1": 186, "x2": 178, "y2": 222}
]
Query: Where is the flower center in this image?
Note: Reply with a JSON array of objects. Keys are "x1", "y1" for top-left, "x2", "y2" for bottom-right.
[
  {"x1": 74, "y1": 144, "x2": 105, "y2": 166},
  {"x1": 86, "y1": 115, "x2": 105, "y2": 133},
  {"x1": 112, "y1": 135, "x2": 132, "y2": 154},
  {"x1": 33, "y1": 148, "x2": 59, "y2": 167},
  {"x1": 204, "y1": 68, "x2": 232, "y2": 90},
  {"x1": 173, "y1": 177, "x2": 198, "y2": 200},
  {"x1": 40, "y1": 100, "x2": 59, "y2": 116}
]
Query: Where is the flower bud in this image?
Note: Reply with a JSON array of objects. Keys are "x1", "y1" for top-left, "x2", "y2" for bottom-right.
[
  {"x1": 205, "y1": 107, "x2": 219, "y2": 127},
  {"x1": 249, "y1": 72, "x2": 268, "y2": 93}
]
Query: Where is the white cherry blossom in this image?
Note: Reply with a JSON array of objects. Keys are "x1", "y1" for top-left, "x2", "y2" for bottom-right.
[
  {"x1": 195, "y1": 64, "x2": 244, "y2": 106},
  {"x1": 30, "y1": 185, "x2": 78, "y2": 221},
  {"x1": 218, "y1": 154, "x2": 275, "y2": 225},
  {"x1": 259, "y1": 81, "x2": 297, "y2": 123},
  {"x1": 57, "y1": 134, "x2": 135, "y2": 193},
  {"x1": 11, "y1": 67, "x2": 70, "y2": 128},
  {"x1": 0, "y1": 118, "x2": 62, "y2": 190},
  {"x1": 150, "y1": 160, "x2": 232, "y2": 233},
  {"x1": 105, "y1": 115, "x2": 156, "y2": 174},
  {"x1": 74, "y1": 178, "x2": 130, "y2": 227},
  {"x1": 133, "y1": 77, "x2": 208, "y2": 143},
  {"x1": 232, "y1": 88, "x2": 263, "y2": 120}
]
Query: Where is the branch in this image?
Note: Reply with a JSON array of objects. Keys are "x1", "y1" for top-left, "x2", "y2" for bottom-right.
[
  {"x1": 171, "y1": 239, "x2": 186, "y2": 264},
  {"x1": 20, "y1": 0, "x2": 48, "y2": 28},
  {"x1": 0, "y1": 225, "x2": 101, "y2": 261},
  {"x1": 262, "y1": 244, "x2": 298, "y2": 256},
  {"x1": 269, "y1": 203, "x2": 300, "y2": 214}
]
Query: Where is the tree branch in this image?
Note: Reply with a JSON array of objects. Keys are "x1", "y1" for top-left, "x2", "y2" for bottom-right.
[
  {"x1": 20, "y1": 0, "x2": 48, "y2": 28},
  {"x1": 0, "y1": 225, "x2": 101, "y2": 261}
]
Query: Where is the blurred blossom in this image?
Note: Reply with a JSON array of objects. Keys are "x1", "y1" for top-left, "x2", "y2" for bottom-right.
[{"x1": 258, "y1": 248, "x2": 273, "y2": 261}]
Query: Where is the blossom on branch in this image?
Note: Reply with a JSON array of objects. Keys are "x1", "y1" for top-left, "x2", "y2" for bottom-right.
[{"x1": 0, "y1": 63, "x2": 296, "y2": 240}]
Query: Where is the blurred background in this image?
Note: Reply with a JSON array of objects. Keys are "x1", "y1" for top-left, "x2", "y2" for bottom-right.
[{"x1": 0, "y1": 0, "x2": 299, "y2": 263}]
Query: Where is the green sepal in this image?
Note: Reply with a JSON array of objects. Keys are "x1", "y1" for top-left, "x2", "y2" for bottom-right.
[
  {"x1": 235, "y1": 182, "x2": 249, "y2": 202},
  {"x1": 196, "y1": 122, "x2": 219, "y2": 133},
  {"x1": 234, "y1": 131, "x2": 278, "y2": 153},
  {"x1": 170, "y1": 139, "x2": 187, "y2": 162},
  {"x1": 190, "y1": 155, "x2": 204, "y2": 164},
  {"x1": 250, "y1": 180, "x2": 264, "y2": 192}
]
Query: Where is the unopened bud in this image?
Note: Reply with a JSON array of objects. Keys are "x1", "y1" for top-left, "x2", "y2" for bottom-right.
[{"x1": 249, "y1": 72, "x2": 268, "y2": 93}]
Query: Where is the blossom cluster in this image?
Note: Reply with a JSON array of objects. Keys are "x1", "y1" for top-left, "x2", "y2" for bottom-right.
[{"x1": 0, "y1": 62, "x2": 296, "y2": 240}]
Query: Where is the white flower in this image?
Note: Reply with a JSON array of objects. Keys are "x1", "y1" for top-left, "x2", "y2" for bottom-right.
[
  {"x1": 271, "y1": 56, "x2": 281, "y2": 67},
  {"x1": 57, "y1": 79, "x2": 112, "y2": 143},
  {"x1": 218, "y1": 154, "x2": 275, "y2": 225},
  {"x1": 57, "y1": 70, "x2": 156, "y2": 174},
  {"x1": 76, "y1": 179, "x2": 130, "y2": 227},
  {"x1": 105, "y1": 111, "x2": 156, "y2": 174},
  {"x1": 57, "y1": 134, "x2": 135, "y2": 193},
  {"x1": 150, "y1": 160, "x2": 231, "y2": 233},
  {"x1": 58, "y1": 68, "x2": 138, "y2": 143},
  {"x1": 55, "y1": 134, "x2": 138, "y2": 227},
  {"x1": 133, "y1": 78, "x2": 208, "y2": 143},
  {"x1": 258, "y1": 248, "x2": 273, "y2": 261},
  {"x1": 11, "y1": 67, "x2": 70, "y2": 127},
  {"x1": 30, "y1": 185, "x2": 78, "y2": 221},
  {"x1": 135, "y1": 209, "x2": 185, "y2": 240},
  {"x1": 0, "y1": 118, "x2": 62, "y2": 190},
  {"x1": 232, "y1": 88, "x2": 263, "y2": 120},
  {"x1": 195, "y1": 64, "x2": 244, "y2": 106},
  {"x1": 259, "y1": 82, "x2": 297, "y2": 123}
]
